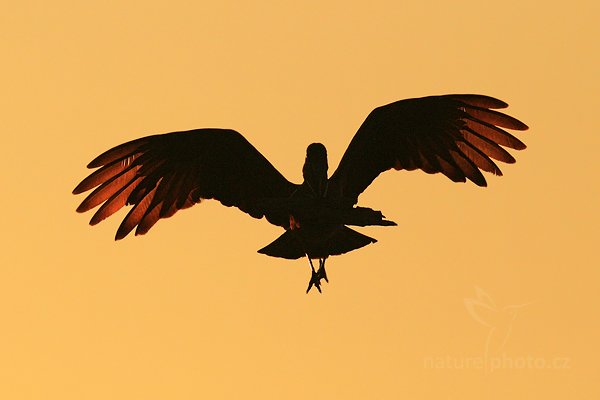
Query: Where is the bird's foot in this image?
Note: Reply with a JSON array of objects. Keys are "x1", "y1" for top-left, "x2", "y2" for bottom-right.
[
  {"x1": 306, "y1": 267, "x2": 322, "y2": 293},
  {"x1": 306, "y1": 258, "x2": 328, "y2": 293},
  {"x1": 317, "y1": 258, "x2": 328, "y2": 283}
]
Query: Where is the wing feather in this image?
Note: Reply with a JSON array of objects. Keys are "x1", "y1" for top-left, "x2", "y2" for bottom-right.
[
  {"x1": 462, "y1": 105, "x2": 528, "y2": 130},
  {"x1": 74, "y1": 129, "x2": 297, "y2": 239},
  {"x1": 73, "y1": 155, "x2": 139, "y2": 194},
  {"x1": 464, "y1": 118, "x2": 526, "y2": 150},
  {"x1": 462, "y1": 127, "x2": 516, "y2": 163},
  {"x1": 329, "y1": 94, "x2": 528, "y2": 201},
  {"x1": 89, "y1": 176, "x2": 143, "y2": 225},
  {"x1": 136, "y1": 201, "x2": 163, "y2": 236},
  {"x1": 116, "y1": 186, "x2": 158, "y2": 240},
  {"x1": 76, "y1": 165, "x2": 140, "y2": 212},
  {"x1": 456, "y1": 140, "x2": 501, "y2": 175},
  {"x1": 446, "y1": 94, "x2": 508, "y2": 109},
  {"x1": 436, "y1": 155, "x2": 466, "y2": 183},
  {"x1": 449, "y1": 149, "x2": 486, "y2": 186},
  {"x1": 87, "y1": 138, "x2": 150, "y2": 168}
]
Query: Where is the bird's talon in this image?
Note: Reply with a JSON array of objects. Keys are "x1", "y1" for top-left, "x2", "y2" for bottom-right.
[
  {"x1": 306, "y1": 267, "x2": 323, "y2": 293},
  {"x1": 318, "y1": 258, "x2": 329, "y2": 283}
]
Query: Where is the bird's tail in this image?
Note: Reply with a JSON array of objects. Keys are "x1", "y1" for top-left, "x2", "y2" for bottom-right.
[
  {"x1": 326, "y1": 226, "x2": 377, "y2": 256},
  {"x1": 257, "y1": 230, "x2": 305, "y2": 259},
  {"x1": 257, "y1": 226, "x2": 377, "y2": 260}
]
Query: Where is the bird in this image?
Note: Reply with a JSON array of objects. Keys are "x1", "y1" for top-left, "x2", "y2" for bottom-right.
[{"x1": 73, "y1": 94, "x2": 528, "y2": 293}]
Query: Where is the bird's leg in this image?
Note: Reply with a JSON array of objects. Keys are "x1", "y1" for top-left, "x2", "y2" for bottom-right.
[
  {"x1": 306, "y1": 256, "x2": 322, "y2": 294},
  {"x1": 291, "y1": 219, "x2": 323, "y2": 294},
  {"x1": 317, "y1": 257, "x2": 329, "y2": 283},
  {"x1": 307, "y1": 256, "x2": 316, "y2": 273},
  {"x1": 306, "y1": 257, "x2": 331, "y2": 293}
]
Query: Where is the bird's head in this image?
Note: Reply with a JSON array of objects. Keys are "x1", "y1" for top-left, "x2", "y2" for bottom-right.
[
  {"x1": 305, "y1": 143, "x2": 328, "y2": 172},
  {"x1": 303, "y1": 143, "x2": 329, "y2": 195}
]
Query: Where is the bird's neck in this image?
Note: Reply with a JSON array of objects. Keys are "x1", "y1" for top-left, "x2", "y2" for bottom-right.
[{"x1": 303, "y1": 158, "x2": 328, "y2": 197}]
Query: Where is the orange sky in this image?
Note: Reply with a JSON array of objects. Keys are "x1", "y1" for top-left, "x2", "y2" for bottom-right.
[{"x1": 1, "y1": 1, "x2": 599, "y2": 399}]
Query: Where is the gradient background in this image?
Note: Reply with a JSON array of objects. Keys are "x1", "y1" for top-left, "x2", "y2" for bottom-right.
[{"x1": 2, "y1": 1, "x2": 599, "y2": 399}]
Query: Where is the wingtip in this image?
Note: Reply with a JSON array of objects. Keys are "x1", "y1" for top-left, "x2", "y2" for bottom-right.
[
  {"x1": 89, "y1": 213, "x2": 105, "y2": 226},
  {"x1": 513, "y1": 121, "x2": 529, "y2": 131},
  {"x1": 514, "y1": 142, "x2": 527, "y2": 150},
  {"x1": 72, "y1": 183, "x2": 87, "y2": 195},
  {"x1": 114, "y1": 231, "x2": 127, "y2": 241}
]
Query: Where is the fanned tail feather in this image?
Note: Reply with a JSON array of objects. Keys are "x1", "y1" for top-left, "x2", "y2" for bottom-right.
[{"x1": 258, "y1": 226, "x2": 377, "y2": 260}]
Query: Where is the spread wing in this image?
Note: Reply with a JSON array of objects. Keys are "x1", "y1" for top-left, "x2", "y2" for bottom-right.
[
  {"x1": 73, "y1": 128, "x2": 298, "y2": 239},
  {"x1": 329, "y1": 94, "x2": 528, "y2": 202}
]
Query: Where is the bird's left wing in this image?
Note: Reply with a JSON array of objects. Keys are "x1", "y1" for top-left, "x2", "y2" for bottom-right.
[
  {"x1": 328, "y1": 94, "x2": 528, "y2": 202},
  {"x1": 73, "y1": 128, "x2": 298, "y2": 239}
]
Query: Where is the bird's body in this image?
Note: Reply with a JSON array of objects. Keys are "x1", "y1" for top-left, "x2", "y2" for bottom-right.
[{"x1": 73, "y1": 94, "x2": 528, "y2": 292}]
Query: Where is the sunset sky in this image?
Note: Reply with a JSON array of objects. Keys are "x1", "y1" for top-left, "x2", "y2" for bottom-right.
[{"x1": 2, "y1": 1, "x2": 599, "y2": 399}]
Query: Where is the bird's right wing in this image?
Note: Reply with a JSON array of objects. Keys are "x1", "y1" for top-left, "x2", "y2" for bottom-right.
[
  {"x1": 73, "y1": 129, "x2": 298, "y2": 239},
  {"x1": 329, "y1": 94, "x2": 528, "y2": 203}
]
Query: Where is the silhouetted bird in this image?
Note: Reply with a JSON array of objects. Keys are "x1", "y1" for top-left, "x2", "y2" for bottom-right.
[{"x1": 73, "y1": 94, "x2": 528, "y2": 293}]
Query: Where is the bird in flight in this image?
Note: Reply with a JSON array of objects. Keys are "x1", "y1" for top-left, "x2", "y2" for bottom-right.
[{"x1": 73, "y1": 94, "x2": 528, "y2": 293}]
